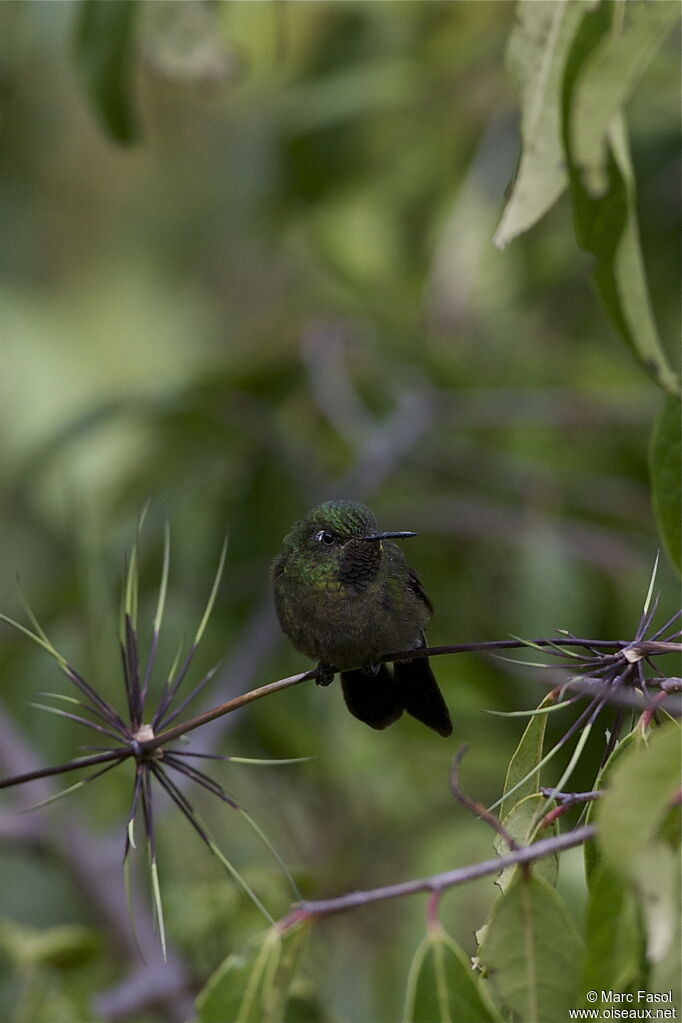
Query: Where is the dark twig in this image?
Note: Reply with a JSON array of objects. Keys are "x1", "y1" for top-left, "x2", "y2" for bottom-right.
[
  {"x1": 450, "y1": 746, "x2": 519, "y2": 851},
  {"x1": 538, "y1": 788, "x2": 603, "y2": 828},
  {"x1": 539, "y1": 788, "x2": 602, "y2": 805},
  {"x1": 0, "y1": 749, "x2": 129, "y2": 790}
]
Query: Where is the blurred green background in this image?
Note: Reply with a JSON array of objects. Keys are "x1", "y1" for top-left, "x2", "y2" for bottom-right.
[{"x1": 0, "y1": 2, "x2": 679, "y2": 1021}]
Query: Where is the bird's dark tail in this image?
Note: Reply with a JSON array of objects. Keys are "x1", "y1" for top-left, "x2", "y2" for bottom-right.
[
  {"x1": 340, "y1": 665, "x2": 403, "y2": 730},
  {"x1": 340, "y1": 658, "x2": 452, "y2": 736},
  {"x1": 393, "y1": 656, "x2": 452, "y2": 736}
]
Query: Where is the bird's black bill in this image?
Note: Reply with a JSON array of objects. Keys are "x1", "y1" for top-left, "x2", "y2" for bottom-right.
[{"x1": 361, "y1": 530, "x2": 417, "y2": 541}]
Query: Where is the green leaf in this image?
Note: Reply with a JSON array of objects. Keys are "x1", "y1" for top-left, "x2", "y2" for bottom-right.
[
  {"x1": 649, "y1": 843, "x2": 682, "y2": 1011},
  {"x1": 0, "y1": 921, "x2": 100, "y2": 971},
  {"x1": 403, "y1": 925, "x2": 502, "y2": 1023},
  {"x1": 580, "y1": 861, "x2": 643, "y2": 1000},
  {"x1": 594, "y1": 722, "x2": 681, "y2": 979},
  {"x1": 570, "y1": 1, "x2": 679, "y2": 196},
  {"x1": 479, "y1": 875, "x2": 583, "y2": 1023},
  {"x1": 195, "y1": 923, "x2": 309, "y2": 1023},
  {"x1": 563, "y1": 2, "x2": 680, "y2": 396},
  {"x1": 6, "y1": 975, "x2": 97, "y2": 1023},
  {"x1": 495, "y1": 793, "x2": 558, "y2": 892},
  {"x1": 493, "y1": 0, "x2": 586, "y2": 248},
  {"x1": 584, "y1": 725, "x2": 641, "y2": 884},
  {"x1": 632, "y1": 841, "x2": 677, "y2": 964},
  {"x1": 195, "y1": 933, "x2": 267, "y2": 1023},
  {"x1": 73, "y1": 0, "x2": 139, "y2": 144},
  {"x1": 650, "y1": 396, "x2": 682, "y2": 573},
  {"x1": 499, "y1": 690, "x2": 555, "y2": 819},
  {"x1": 596, "y1": 721, "x2": 681, "y2": 879}
]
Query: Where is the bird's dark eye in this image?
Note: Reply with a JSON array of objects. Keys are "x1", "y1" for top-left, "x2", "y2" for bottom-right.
[{"x1": 315, "y1": 529, "x2": 335, "y2": 546}]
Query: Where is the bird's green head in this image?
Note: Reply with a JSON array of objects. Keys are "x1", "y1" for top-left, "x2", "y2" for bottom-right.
[{"x1": 274, "y1": 500, "x2": 416, "y2": 587}]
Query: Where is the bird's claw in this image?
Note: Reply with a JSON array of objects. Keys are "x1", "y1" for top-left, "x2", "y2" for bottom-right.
[
  {"x1": 362, "y1": 663, "x2": 381, "y2": 676},
  {"x1": 316, "y1": 663, "x2": 335, "y2": 687}
]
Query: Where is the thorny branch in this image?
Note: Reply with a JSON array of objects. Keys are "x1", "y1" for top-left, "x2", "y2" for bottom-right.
[
  {"x1": 114, "y1": 633, "x2": 682, "y2": 754},
  {"x1": 1, "y1": 635, "x2": 679, "y2": 788}
]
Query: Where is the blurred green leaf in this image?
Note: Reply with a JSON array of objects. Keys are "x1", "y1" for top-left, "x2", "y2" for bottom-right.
[
  {"x1": 195, "y1": 922, "x2": 309, "y2": 1023},
  {"x1": 632, "y1": 841, "x2": 677, "y2": 965},
  {"x1": 570, "y1": 1, "x2": 679, "y2": 196},
  {"x1": 649, "y1": 846, "x2": 682, "y2": 1012},
  {"x1": 195, "y1": 931, "x2": 268, "y2": 1023},
  {"x1": 580, "y1": 861, "x2": 643, "y2": 1000},
  {"x1": 494, "y1": 0, "x2": 585, "y2": 248},
  {"x1": 596, "y1": 721, "x2": 681, "y2": 878},
  {"x1": 0, "y1": 921, "x2": 99, "y2": 971},
  {"x1": 479, "y1": 874, "x2": 583, "y2": 1023},
  {"x1": 403, "y1": 924, "x2": 502, "y2": 1023},
  {"x1": 594, "y1": 718, "x2": 682, "y2": 973},
  {"x1": 583, "y1": 725, "x2": 641, "y2": 884},
  {"x1": 563, "y1": 2, "x2": 680, "y2": 396},
  {"x1": 73, "y1": 0, "x2": 139, "y2": 144},
  {"x1": 650, "y1": 396, "x2": 682, "y2": 573},
  {"x1": 7, "y1": 975, "x2": 101, "y2": 1023},
  {"x1": 278, "y1": 59, "x2": 418, "y2": 134}
]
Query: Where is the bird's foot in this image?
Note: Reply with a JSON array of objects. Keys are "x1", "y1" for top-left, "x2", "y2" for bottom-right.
[{"x1": 316, "y1": 663, "x2": 335, "y2": 687}]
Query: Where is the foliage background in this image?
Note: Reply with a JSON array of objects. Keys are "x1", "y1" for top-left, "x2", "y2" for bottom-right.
[{"x1": 0, "y1": 2, "x2": 679, "y2": 1021}]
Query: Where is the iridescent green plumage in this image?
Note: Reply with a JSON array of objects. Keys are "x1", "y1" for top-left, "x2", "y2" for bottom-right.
[{"x1": 272, "y1": 501, "x2": 452, "y2": 736}]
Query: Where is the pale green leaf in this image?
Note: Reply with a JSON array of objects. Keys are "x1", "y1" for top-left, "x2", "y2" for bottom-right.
[
  {"x1": 195, "y1": 923, "x2": 310, "y2": 1023},
  {"x1": 495, "y1": 793, "x2": 558, "y2": 892},
  {"x1": 494, "y1": 0, "x2": 587, "y2": 248},
  {"x1": 570, "y1": 1, "x2": 679, "y2": 196},
  {"x1": 479, "y1": 875, "x2": 583, "y2": 1023},
  {"x1": 596, "y1": 721, "x2": 681, "y2": 878},
  {"x1": 606, "y1": 118, "x2": 681, "y2": 396},
  {"x1": 0, "y1": 920, "x2": 99, "y2": 971},
  {"x1": 649, "y1": 845, "x2": 682, "y2": 1011},
  {"x1": 196, "y1": 931, "x2": 272, "y2": 1023},
  {"x1": 563, "y1": 3, "x2": 680, "y2": 395},
  {"x1": 403, "y1": 926, "x2": 502, "y2": 1023},
  {"x1": 632, "y1": 841, "x2": 677, "y2": 964}
]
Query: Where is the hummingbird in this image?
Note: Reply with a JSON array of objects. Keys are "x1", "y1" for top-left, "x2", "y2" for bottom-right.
[{"x1": 271, "y1": 500, "x2": 452, "y2": 736}]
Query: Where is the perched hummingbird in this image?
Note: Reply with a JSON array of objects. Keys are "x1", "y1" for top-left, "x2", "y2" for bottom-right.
[{"x1": 271, "y1": 500, "x2": 452, "y2": 736}]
